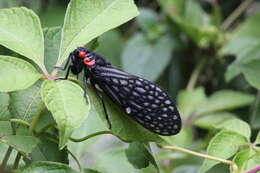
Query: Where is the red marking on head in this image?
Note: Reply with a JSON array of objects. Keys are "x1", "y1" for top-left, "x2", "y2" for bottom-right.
[
  {"x1": 84, "y1": 58, "x2": 95, "y2": 66},
  {"x1": 79, "y1": 51, "x2": 86, "y2": 58}
]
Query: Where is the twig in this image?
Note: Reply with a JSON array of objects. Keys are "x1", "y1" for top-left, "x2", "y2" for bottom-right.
[
  {"x1": 1, "y1": 147, "x2": 13, "y2": 168},
  {"x1": 69, "y1": 131, "x2": 113, "y2": 142},
  {"x1": 158, "y1": 145, "x2": 239, "y2": 173},
  {"x1": 13, "y1": 152, "x2": 22, "y2": 169},
  {"x1": 186, "y1": 59, "x2": 207, "y2": 90},
  {"x1": 245, "y1": 165, "x2": 260, "y2": 173},
  {"x1": 221, "y1": 0, "x2": 255, "y2": 31},
  {"x1": 67, "y1": 149, "x2": 82, "y2": 171}
]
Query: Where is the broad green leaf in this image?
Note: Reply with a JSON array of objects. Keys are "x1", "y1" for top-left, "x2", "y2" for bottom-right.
[
  {"x1": 0, "y1": 135, "x2": 39, "y2": 154},
  {"x1": 44, "y1": 27, "x2": 62, "y2": 73},
  {"x1": 233, "y1": 148, "x2": 260, "y2": 172},
  {"x1": 95, "y1": 30, "x2": 124, "y2": 67},
  {"x1": 87, "y1": 85, "x2": 163, "y2": 143},
  {"x1": 196, "y1": 90, "x2": 254, "y2": 116},
  {"x1": 0, "y1": 92, "x2": 11, "y2": 120},
  {"x1": 57, "y1": 0, "x2": 139, "y2": 66},
  {"x1": 0, "y1": 56, "x2": 42, "y2": 92},
  {"x1": 194, "y1": 112, "x2": 237, "y2": 130},
  {"x1": 241, "y1": 60, "x2": 260, "y2": 89},
  {"x1": 0, "y1": 121, "x2": 13, "y2": 136},
  {"x1": 0, "y1": 7, "x2": 46, "y2": 71},
  {"x1": 254, "y1": 131, "x2": 260, "y2": 145},
  {"x1": 16, "y1": 161, "x2": 80, "y2": 173},
  {"x1": 177, "y1": 87, "x2": 207, "y2": 118},
  {"x1": 125, "y1": 142, "x2": 158, "y2": 171},
  {"x1": 199, "y1": 131, "x2": 247, "y2": 173},
  {"x1": 41, "y1": 80, "x2": 90, "y2": 149},
  {"x1": 31, "y1": 136, "x2": 68, "y2": 163},
  {"x1": 233, "y1": 13, "x2": 260, "y2": 39},
  {"x1": 215, "y1": 119, "x2": 251, "y2": 139},
  {"x1": 122, "y1": 33, "x2": 173, "y2": 81},
  {"x1": 9, "y1": 81, "x2": 44, "y2": 123}
]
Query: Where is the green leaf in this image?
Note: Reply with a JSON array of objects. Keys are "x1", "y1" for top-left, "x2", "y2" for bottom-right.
[
  {"x1": 95, "y1": 30, "x2": 124, "y2": 67},
  {"x1": 199, "y1": 131, "x2": 247, "y2": 173},
  {"x1": 233, "y1": 148, "x2": 260, "y2": 172},
  {"x1": 44, "y1": 27, "x2": 62, "y2": 73},
  {"x1": 0, "y1": 121, "x2": 13, "y2": 136},
  {"x1": 196, "y1": 90, "x2": 254, "y2": 116},
  {"x1": 177, "y1": 87, "x2": 207, "y2": 118},
  {"x1": 16, "y1": 161, "x2": 80, "y2": 173},
  {"x1": 57, "y1": 0, "x2": 139, "y2": 66},
  {"x1": 0, "y1": 7, "x2": 46, "y2": 71},
  {"x1": 215, "y1": 119, "x2": 251, "y2": 139},
  {"x1": 0, "y1": 92, "x2": 11, "y2": 120},
  {"x1": 194, "y1": 112, "x2": 237, "y2": 130},
  {"x1": 241, "y1": 60, "x2": 260, "y2": 89},
  {"x1": 30, "y1": 136, "x2": 68, "y2": 163},
  {"x1": 87, "y1": 85, "x2": 163, "y2": 143},
  {"x1": 0, "y1": 135, "x2": 39, "y2": 154},
  {"x1": 9, "y1": 81, "x2": 44, "y2": 123},
  {"x1": 254, "y1": 131, "x2": 260, "y2": 145},
  {"x1": 122, "y1": 33, "x2": 173, "y2": 81},
  {"x1": 41, "y1": 80, "x2": 90, "y2": 149},
  {"x1": 125, "y1": 142, "x2": 158, "y2": 171},
  {"x1": 233, "y1": 13, "x2": 260, "y2": 38},
  {"x1": 0, "y1": 56, "x2": 42, "y2": 92}
]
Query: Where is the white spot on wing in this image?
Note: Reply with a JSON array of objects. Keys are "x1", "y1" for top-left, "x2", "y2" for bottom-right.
[{"x1": 126, "y1": 107, "x2": 131, "y2": 114}]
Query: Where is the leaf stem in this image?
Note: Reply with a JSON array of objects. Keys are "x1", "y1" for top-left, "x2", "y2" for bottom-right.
[
  {"x1": 245, "y1": 165, "x2": 260, "y2": 173},
  {"x1": 1, "y1": 146, "x2": 13, "y2": 168},
  {"x1": 221, "y1": 0, "x2": 254, "y2": 31},
  {"x1": 67, "y1": 149, "x2": 82, "y2": 171},
  {"x1": 250, "y1": 90, "x2": 260, "y2": 128},
  {"x1": 186, "y1": 59, "x2": 206, "y2": 90},
  {"x1": 158, "y1": 145, "x2": 239, "y2": 173},
  {"x1": 12, "y1": 152, "x2": 22, "y2": 170},
  {"x1": 10, "y1": 119, "x2": 30, "y2": 127},
  {"x1": 69, "y1": 131, "x2": 113, "y2": 142}
]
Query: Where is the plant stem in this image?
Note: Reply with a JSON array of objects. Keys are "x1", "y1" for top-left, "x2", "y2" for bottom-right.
[
  {"x1": 10, "y1": 119, "x2": 30, "y2": 128},
  {"x1": 36, "y1": 123, "x2": 56, "y2": 136},
  {"x1": 186, "y1": 59, "x2": 206, "y2": 90},
  {"x1": 67, "y1": 149, "x2": 82, "y2": 171},
  {"x1": 250, "y1": 90, "x2": 260, "y2": 128},
  {"x1": 69, "y1": 131, "x2": 113, "y2": 142},
  {"x1": 13, "y1": 152, "x2": 22, "y2": 170},
  {"x1": 2, "y1": 147, "x2": 13, "y2": 168},
  {"x1": 158, "y1": 145, "x2": 240, "y2": 173},
  {"x1": 221, "y1": 0, "x2": 254, "y2": 31},
  {"x1": 245, "y1": 165, "x2": 260, "y2": 173}
]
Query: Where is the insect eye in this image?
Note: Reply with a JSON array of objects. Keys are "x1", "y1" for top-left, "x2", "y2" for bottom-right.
[{"x1": 78, "y1": 51, "x2": 86, "y2": 58}]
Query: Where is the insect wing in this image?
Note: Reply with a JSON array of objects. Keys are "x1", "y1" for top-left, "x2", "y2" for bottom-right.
[{"x1": 91, "y1": 66, "x2": 181, "y2": 136}]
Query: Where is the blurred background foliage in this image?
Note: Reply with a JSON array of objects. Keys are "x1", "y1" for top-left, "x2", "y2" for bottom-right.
[{"x1": 0, "y1": 0, "x2": 260, "y2": 173}]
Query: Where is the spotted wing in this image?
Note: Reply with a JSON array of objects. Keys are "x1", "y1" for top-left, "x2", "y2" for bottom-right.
[{"x1": 91, "y1": 65, "x2": 182, "y2": 136}]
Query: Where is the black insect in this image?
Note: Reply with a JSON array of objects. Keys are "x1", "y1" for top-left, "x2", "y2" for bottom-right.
[{"x1": 56, "y1": 47, "x2": 181, "y2": 136}]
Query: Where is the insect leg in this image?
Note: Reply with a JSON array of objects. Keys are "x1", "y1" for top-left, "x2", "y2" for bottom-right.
[
  {"x1": 56, "y1": 65, "x2": 71, "y2": 80},
  {"x1": 54, "y1": 54, "x2": 72, "y2": 71},
  {"x1": 83, "y1": 67, "x2": 89, "y2": 99},
  {"x1": 90, "y1": 79, "x2": 112, "y2": 129}
]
